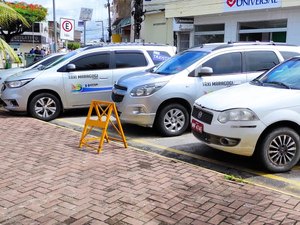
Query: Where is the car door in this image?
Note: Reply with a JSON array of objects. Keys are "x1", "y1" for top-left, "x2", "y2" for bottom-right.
[
  {"x1": 200, "y1": 52, "x2": 245, "y2": 94},
  {"x1": 244, "y1": 50, "x2": 280, "y2": 81},
  {"x1": 111, "y1": 50, "x2": 149, "y2": 84},
  {"x1": 62, "y1": 51, "x2": 113, "y2": 107}
]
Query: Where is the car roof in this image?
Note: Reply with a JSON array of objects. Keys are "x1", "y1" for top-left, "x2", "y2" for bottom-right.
[
  {"x1": 80, "y1": 44, "x2": 178, "y2": 58},
  {"x1": 83, "y1": 43, "x2": 177, "y2": 52},
  {"x1": 187, "y1": 41, "x2": 299, "y2": 53}
]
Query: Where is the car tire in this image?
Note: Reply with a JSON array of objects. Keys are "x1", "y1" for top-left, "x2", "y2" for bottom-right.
[
  {"x1": 155, "y1": 103, "x2": 189, "y2": 137},
  {"x1": 29, "y1": 93, "x2": 61, "y2": 121},
  {"x1": 257, "y1": 127, "x2": 300, "y2": 173}
]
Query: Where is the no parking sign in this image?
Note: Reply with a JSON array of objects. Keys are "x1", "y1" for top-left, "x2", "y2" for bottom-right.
[{"x1": 60, "y1": 18, "x2": 75, "y2": 41}]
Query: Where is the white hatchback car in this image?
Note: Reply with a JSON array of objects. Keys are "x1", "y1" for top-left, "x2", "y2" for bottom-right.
[{"x1": 191, "y1": 56, "x2": 300, "y2": 173}]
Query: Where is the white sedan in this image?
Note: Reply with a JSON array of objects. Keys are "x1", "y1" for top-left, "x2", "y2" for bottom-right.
[{"x1": 191, "y1": 57, "x2": 300, "y2": 173}]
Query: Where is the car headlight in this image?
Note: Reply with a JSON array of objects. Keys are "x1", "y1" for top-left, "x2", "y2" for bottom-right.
[
  {"x1": 5, "y1": 78, "x2": 34, "y2": 88},
  {"x1": 130, "y1": 81, "x2": 167, "y2": 97},
  {"x1": 218, "y1": 108, "x2": 258, "y2": 123}
]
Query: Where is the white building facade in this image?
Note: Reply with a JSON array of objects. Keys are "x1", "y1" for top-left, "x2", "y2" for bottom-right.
[
  {"x1": 142, "y1": 0, "x2": 300, "y2": 52},
  {"x1": 9, "y1": 22, "x2": 50, "y2": 55}
]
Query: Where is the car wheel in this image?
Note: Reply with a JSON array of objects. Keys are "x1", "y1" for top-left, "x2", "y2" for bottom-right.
[
  {"x1": 155, "y1": 103, "x2": 189, "y2": 137},
  {"x1": 258, "y1": 127, "x2": 300, "y2": 173},
  {"x1": 29, "y1": 93, "x2": 61, "y2": 121}
]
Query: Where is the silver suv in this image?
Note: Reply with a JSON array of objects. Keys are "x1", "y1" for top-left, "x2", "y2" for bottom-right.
[
  {"x1": 0, "y1": 53, "x2": 65, "y2": 93},
  {"x1": 1, "y1": 44, "x2": 176, "y2": 121},
  {"x1": 112, "y1": 42, "x2": 300, "y2": 137}
]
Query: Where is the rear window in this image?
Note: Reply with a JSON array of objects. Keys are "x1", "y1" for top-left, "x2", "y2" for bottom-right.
[
  {"x1": 203, "y1": 52, "x2": 242, "y2": 75},
  {"x1": 147, "y1": 51, "x2": 172, "y2": 65},
  {"x1": 115, "y1": 51, "x2": 147, "y2": 68},
  {"x1": 280, "y1": 51, "x2": 300, "y2": 60},
  {"x1": 244, "y1": 51, "x2": 280, "y2": 72},
  {"x1": 71, "y1": 53, "x2": 110, "y2": 71}
]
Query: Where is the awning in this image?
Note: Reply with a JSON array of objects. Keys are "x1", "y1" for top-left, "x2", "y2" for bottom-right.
[{"x1": 120, "y1": 17, "x2": 131, "y2": 28}]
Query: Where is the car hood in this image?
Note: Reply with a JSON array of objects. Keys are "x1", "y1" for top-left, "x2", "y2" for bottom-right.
[
  {"x1": 116, "y1": 69, "x2": 149, "y2": 83},
  {"x1": 0, "y1": 67, "x2": 24, "y2": 82},
  {"x1": 195, "y1": 83, "x2": 300, "y2": 111},
  {"x1": 116, "y1": 71, "x2": 172, "y2": 88},
  {"x1": 5, "y1": 68, "x2": 43, "y2": 81}
]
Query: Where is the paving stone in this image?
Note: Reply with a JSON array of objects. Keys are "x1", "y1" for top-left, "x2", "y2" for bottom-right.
[{"x1": 0, "y1": 111, "x2": 300, "y2": 225}]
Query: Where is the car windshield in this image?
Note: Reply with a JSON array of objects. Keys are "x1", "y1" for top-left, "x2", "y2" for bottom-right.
[
  {"x1": 251, "y1": 58, "x2": 300, "y2": 90},
  {"x1": 43, "y1": 48, "x2": 86, "y2": 70},
  {"x1": 152, "y1": 50, "x2": 209, "y2": 75}
]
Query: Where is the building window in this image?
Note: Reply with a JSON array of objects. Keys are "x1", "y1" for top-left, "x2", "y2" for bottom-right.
[
  {"x1": 194, "y1": 24, "x2": 225, "y2": 46},
  {"x1": 238, "y1": 19, "x2": 287, "y2": 43},
  {"x1": 29, "y1": 23, "x2": 41, "y2": 33},
  {"x1": 178, "y1": 32, "x2": 190, "y2": 52}
]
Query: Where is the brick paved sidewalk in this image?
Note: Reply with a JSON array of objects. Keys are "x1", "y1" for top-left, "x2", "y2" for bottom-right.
[{"x1": 0, "y1": 111, "x2": 300, "y2": 225}]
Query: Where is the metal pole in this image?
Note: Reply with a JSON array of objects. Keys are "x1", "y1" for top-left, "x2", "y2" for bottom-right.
[
  {"x1": 96, "y1": 21, "x2": 104, "y2": 42},
  {"x1": 84, "y1": 20, "x2": 86, "y2": 46},
  {"x1": 32, "y1": 22, "x2": 34, "y2": 47},
  {"x1": 53, "y1": 0, "x2": 57, "y2": 52},
  {"x1": 101, "y1": 21, "x2": 104, "y2": 42}
]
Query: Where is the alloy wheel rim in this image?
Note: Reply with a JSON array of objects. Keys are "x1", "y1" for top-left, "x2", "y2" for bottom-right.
[
  {"x1": 34, "y1": 97, "x2": 57, "y2": 118},
  {"x1": 164, "y1": 108, "x2": 185, "y2": 133},
  {"x1": 268, "y1": 134, "x2": 297, "y2": 166}
]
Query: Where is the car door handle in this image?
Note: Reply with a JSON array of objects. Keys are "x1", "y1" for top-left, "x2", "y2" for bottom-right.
[{"x1": 99, "y1": 77, "x2": 109, "y2": 80}]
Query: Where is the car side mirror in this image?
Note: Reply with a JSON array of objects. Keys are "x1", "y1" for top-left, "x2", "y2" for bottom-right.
[
  {"x1": 196, "y1": 67, "x2": 213, "y2": 77},
  {"x1": 66, "y1": 64, "x2": 76, "y2": 72}
]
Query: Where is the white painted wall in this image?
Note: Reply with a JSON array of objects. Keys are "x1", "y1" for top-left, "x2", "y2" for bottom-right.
[
  {"x1": 166, "y1": 0, "x2": 300, "y2": 18},
  {"x1": 141, "y1": 12, "x2": 173, "y2": 45},
  {"x1": 194, "y1": 7, "x2": 300, "y2": 45},
  {"x1": 141, "y1": 0, "x2": 300, "y2": 47}
]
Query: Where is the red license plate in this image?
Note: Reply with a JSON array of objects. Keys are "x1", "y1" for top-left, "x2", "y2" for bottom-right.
[{"x1": 192, "y1": 119, "x2": 203, "y2": 133}]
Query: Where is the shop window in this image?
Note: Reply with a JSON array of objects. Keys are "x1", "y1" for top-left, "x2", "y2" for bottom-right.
[
  {"x1": 238, "y1": 20, "x2": 287, "y2": 43},
  {"x1": 178, "y1": 33, "x2": 190, "y2": 52},
  {"x1": 194, "y1": 23, "x2": 224, "y2": 46},
  {"x1": 195, "y1": 24, "x2": 225, "y2": 32}
]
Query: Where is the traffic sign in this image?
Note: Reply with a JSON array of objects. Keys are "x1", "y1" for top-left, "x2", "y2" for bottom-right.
[
  {"x1": 79, "y1": 8, "x2": 93, "y2": 21},
  {"x1": 60, "y1": 18, "x2": 75, "y2": 41}
]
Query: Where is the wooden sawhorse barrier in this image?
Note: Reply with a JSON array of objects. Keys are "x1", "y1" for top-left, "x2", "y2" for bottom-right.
[{"x1": 79, "y1": 100, "x2": 128, "y2": 153}]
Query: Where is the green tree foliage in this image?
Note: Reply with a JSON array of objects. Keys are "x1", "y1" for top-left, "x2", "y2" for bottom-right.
[
  {"x1": 0, "y1": 1, "x2": 29, "y2": 26},
  {"x1": 67, "y1": 42, "x2": 81, "y2": 50},
  {"x1": 0, "y1": 1, "x2": 47, "y2": 43},
  {"x1": 0, "y1": 2, "x2": 29, "y2": 63},
  {"x1": 7, "y1": 1, "x2": 47, "y2": 24}
]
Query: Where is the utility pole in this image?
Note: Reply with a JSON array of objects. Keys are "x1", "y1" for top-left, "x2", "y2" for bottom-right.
[
  {"x1": 132, "y1": 0, "x2": 144, "y2": 41},
  {"x1": 105, "y1": 0, "x2": 112, "y2": 42}
]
